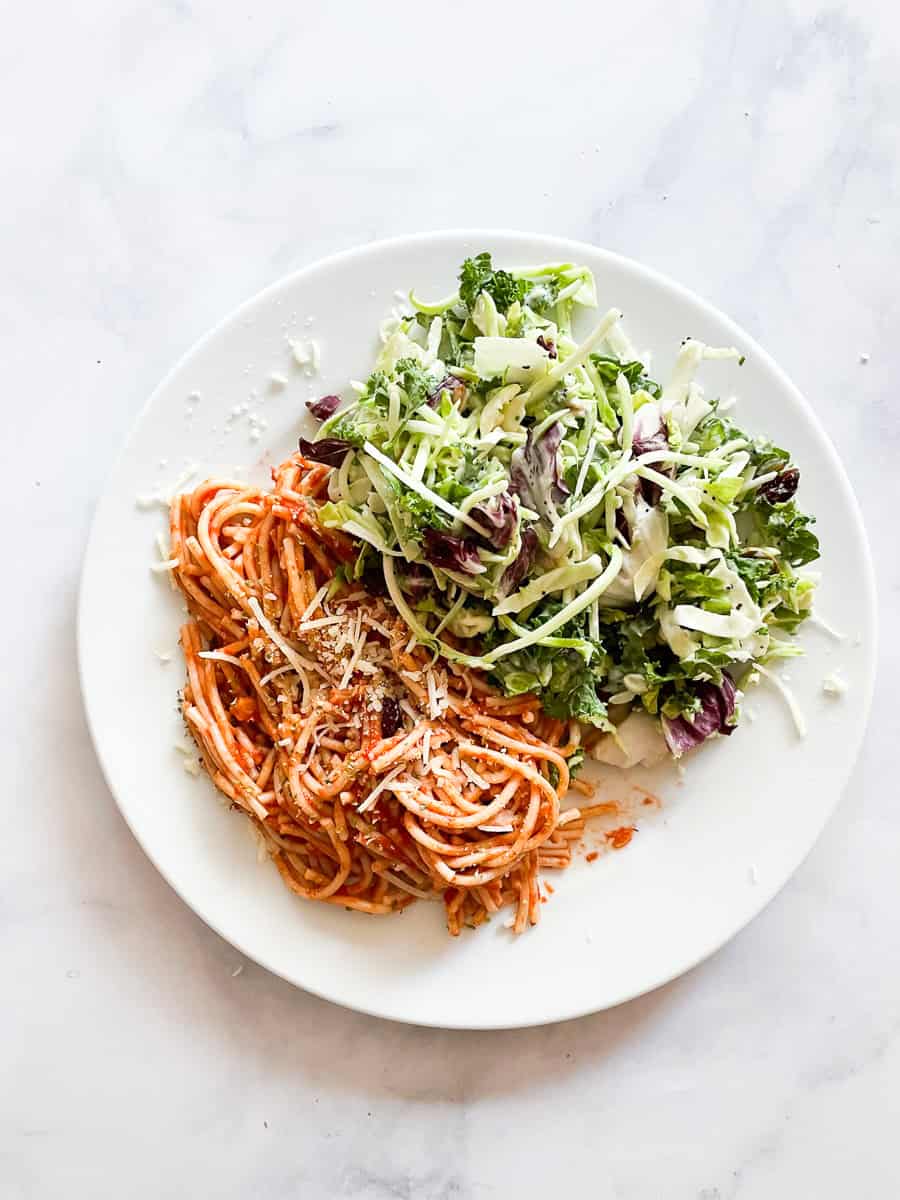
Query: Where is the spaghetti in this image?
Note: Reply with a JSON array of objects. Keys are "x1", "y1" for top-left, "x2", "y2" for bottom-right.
[{"x1": 169, "y1": 452, "x2": 603, "y2": 934}]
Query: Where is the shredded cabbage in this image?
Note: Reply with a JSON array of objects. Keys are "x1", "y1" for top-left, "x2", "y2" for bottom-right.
[{"x1": 303, "y1": 252, "x2": 819, "y2": 754}]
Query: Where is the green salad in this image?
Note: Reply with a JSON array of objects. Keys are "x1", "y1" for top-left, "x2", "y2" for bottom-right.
[{"x1": 299, "y1": 253, "x2": 819, "y2": 759}]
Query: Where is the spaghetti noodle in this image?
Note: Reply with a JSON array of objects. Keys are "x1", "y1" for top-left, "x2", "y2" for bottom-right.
[{"x1": 169, "y1": 452, "x2": 602, "y2": 934}]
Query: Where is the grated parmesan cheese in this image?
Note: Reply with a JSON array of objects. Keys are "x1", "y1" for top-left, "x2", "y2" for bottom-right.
[
  {"x1": 358, "y1": 765, "x2": 406, "y2": 814},
  {"x1": 174, "y1": 744, "x2": 202, "y2": 776},
  {"x1": 426, "y1": 670, "x2": 439, "y2": 719},
  {"x1": 808, "y1": 611, "x2": 846, "y2": 642},
  {"x1": 248, "y1": 598, "x2": 314, "y2": 709},
  {"x1": 822, "y1": 671, "x2": 848, "y2": 697},
  {"x1": 362, "y1": 613, "x2": 393, "y2": 638},
  {"x1": 460, "y1": 761, "x2": 489, "y2": 790},
  {"x1": 297, "y1": 614, "x2": 345, "y2": 633},
  {"x1": 754, "y1": 663, "x2": 807, "y2": 738},
  {"x1": 136, "y1": 493, "x2": 170, "y2": 511},
  {"x1": 288, "y1": 338, "x2": 321, "y2": 373},
  {"x1": 258, "y1": 664, "x2": 294, "y2": 688},
  {"x1": 422, "y1": 728, "x2": 431, "y2": 768},
  {"x1": 299, "y1": 583, "x2": 330, "y2": 623},
  {"x1": 199, "y1": 650, "x2": 247, "y2": 669}
]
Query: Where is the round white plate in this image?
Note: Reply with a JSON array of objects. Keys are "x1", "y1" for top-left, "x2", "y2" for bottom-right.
[{"x1": 79, "y1": 231, "x2": 876, "y2": 1029}]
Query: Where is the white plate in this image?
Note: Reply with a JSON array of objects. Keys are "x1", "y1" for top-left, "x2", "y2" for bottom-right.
[{"x1": 79, "y1": 231, "x2": 876, "y2": 1029}]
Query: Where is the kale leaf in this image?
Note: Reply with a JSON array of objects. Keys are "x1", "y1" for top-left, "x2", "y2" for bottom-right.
[
  {"x1": 394, "y1": 357, "x2": 434, "y2": 409},
  {"x1": 754, "y1": 501, "x2": 820, "y2": 566},
  {"x1": 540, "y1": 665, "x2": 612, "y2": 727},
  {"x1": 590, "y1": 355, "x2": 662, "y2": 399},
  {"x1": 458, "y1": 252, "x2": 527, "y2": 313},
  {"x1": 523, "y1": 280, "x2": 560, "y2": 315}
]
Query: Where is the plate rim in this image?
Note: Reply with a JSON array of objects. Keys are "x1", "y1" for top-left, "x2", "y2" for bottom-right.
[{"x1": 78, "y1": 228, "x2": 879, "y2": 1028}]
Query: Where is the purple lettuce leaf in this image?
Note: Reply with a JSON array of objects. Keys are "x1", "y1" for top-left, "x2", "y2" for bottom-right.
[
  {"x1": 631, "y1": 403, "x2": 669, "y2": 457},
  {"x1": 469, "y1": 491, "x2": 517, "y2": 550},
  {"x1": 631, "y1": 405, "x2": 670, "y2": 504},
  {"x1": 398, "y1": 563, "x2": 432, "y2": 598},
  {"x1": 614, "y1": 506, "x2": 631, "y2": 545},
  {"x1": 426, "y1": 375, "x2": 466, "y2": 409},
  {"x1": 662, "y1": 674, "x2": 737, "y2": 757},
  {"x1": 543, "y1": 423, "x2": 571, "y2": 499},
  {"x1": 509, "y1": 423, "x2": 569, "y2": 524},
  {"x1": 306, "y1": 394, "x2": 342, "y2": 421},
  {"x1": 297, "y1": 437, "x2": 354, "y2": 467},
  {"x1": 421, "y1": 528, "x2": 485, "y2": 575},
  {"x1": 360, "y1": 562, "x2": 387, "y2": 596},
  {"x1": 499, "y1": 525, "x2": 538, "y2": 595}
]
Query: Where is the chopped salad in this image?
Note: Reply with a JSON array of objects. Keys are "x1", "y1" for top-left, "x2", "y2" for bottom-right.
[{"x1": 298, "y1": 252, "x2": 819, "y2": 761}]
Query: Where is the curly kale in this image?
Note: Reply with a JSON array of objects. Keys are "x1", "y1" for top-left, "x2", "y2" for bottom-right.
[
  {"x1": 755, "y1": 501, "x2": 819, "y2": 566},
  {"x1": 458, "y1": 252, "x2": 527, "y2": 314},
  {"x1": 394, "y1": 357, "x2": 434, "y2": 409}
]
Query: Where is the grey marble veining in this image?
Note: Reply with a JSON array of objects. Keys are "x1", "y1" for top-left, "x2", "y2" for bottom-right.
[{"x1": 2, "y1": 1, "x2": 899, "y2": 1196}]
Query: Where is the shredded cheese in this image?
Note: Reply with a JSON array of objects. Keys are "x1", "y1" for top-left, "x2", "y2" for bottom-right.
[
  {"x1": 754, "y1": 663, "x2": 807, "y2": 738},
  {"x1": 247, "y1": 597, "x2": 314, "y2": 708},
  {"x1": 299, "y1": 584, "x2": 330, "y2": 623},
  {"x1": 460, "y1": 761, "x2": 489, "y2": 790},
  {"x1": 357, "y1": 765, "x2": 406, "y2": 814},
  {"x1": 258, "y1": 664, "x2": 294, "y2": 688},
  {"x1": 422, "y1": 728, "x2": 431, "y2": 769},
  {"x1": 199, "y1": 651, "x2": 249, "y2": 669},
  {"x1": 808, "y1": 611, "x2": 846, "y2": 641},
  {"x1": 174, "y1": 743, "x2": 202, "y2": 776},
  {"x1": 339, "y1": 620, "x2": 368, "y2": 689},
  {"x1": 822, "y1": 671, "x2": 848, "y2": 697},
  {"x1": 297, "y1": 614, "x2": 345, "y2": 632}
]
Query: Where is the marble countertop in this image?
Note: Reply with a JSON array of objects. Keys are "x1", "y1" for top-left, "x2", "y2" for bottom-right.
[{"x1": 3, "y1": 1, "x2": 898, "y2": 1196}]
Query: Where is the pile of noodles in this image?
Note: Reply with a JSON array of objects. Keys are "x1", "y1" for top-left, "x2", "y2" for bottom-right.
[{"x1": 169, "y1": 453, "x2": 606, "y2": 935}]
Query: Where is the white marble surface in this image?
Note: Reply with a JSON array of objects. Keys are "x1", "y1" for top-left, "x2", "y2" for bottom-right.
[{"x1": 2, "y1": 1, "x2": 898, "y2": 1195}]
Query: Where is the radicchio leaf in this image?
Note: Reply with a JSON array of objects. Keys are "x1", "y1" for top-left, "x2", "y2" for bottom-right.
[
  {"x1": 536, "y1": 334, "x2": 557, "y2": 359},
  {"x1": 306, "y1": 393, "x2": 341, "y2": 421},
  {"x1": 297, "y1": 437, "x2": 354, "y2": 467},
  {"x1": 421, "y1": 528, "x2": 484, "y2": 575},
  {"x1": 631, "y1": 404, "x2": 669, "y2": 504},
  {"x1": 509, "y1": 423, "x2": 569, "y2": 523},
  {"x1": 638, "y1": 478, "x2": 662, "y2": 507},
  {"x1": 544, "y1": 423, "x2": 571, "y2": 499},
  {"x1": 662, "y1": 674, "x2": 737, "y2": 757},
  {"x1": 469, "y1": 491, "x2": 517, "y2": 550},
  {"x1": 499, "y1": 525, "x2": 538, "y2": 595},
  {"x1": 360, "y1": 563, "x2": 387, "y2": 596},
  {"x1": 759, "y1": 467, "x2": 799, "y2": 505},
  {"x1": 426, "y1": 375, "x2": 467, "y2": 409},
  {"x1": 398, "y1": 563, "x2": 432, "y2": 598},
  {"x1": 631, "y1": 404, "x2": 669, "y2": 457}
]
